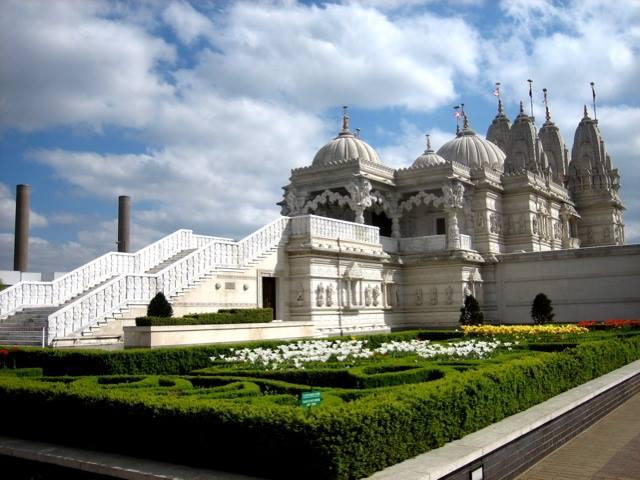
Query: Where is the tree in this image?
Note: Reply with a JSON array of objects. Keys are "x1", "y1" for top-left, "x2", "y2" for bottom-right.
[
  {"x1": 147, "y1": 292, "x2": 173, "y2": 317},
  {"x1": 459, "y1": 294, "x2": 484, "y2": 325},
  {"x1": 531, "y1": 293, "x2": 554, "y2": 324}
]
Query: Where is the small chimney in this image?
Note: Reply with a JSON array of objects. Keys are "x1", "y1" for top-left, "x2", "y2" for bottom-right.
[
  {"x1": 14, "y1": 184, "x2": 31, "y2": 272},
  {"x1": 117, "y1": 195, "x2": 131, "y2": 253}
]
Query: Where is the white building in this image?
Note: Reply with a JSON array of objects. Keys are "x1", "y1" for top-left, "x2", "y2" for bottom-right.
[{"x1": 0, "y1": 103, "x2": 638, "y2": 347}]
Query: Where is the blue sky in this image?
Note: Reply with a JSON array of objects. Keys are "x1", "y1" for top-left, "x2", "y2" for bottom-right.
[{"x1": 1, "y1": 0, "x2": 639, "y2": 272}]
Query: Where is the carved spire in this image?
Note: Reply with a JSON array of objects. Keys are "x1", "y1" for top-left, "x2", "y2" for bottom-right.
[
  {"x1": 519, "y1": 100, "x2": 525, "y2": 114},
  {"x1": 543, "y1": 88, "x2": 551, "y2": 122},
  {"x1": 583, "y1": 104, "x2": 589, "y2": 118},
  {"x1": 498, "y1": 98, "x2": 504, "y2": 115},
  {"x1": 426, "y1": 134, "x2": 432, "y2": 152}
]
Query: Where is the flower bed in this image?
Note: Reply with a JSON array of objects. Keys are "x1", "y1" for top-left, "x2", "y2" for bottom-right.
[
  {"x1": 578, "y1": 319, "x2": 640, "y2": 330},
  {"x1": 214, "y1": 338, "x2": 512, "y2": 369},
  {"x1": 462, "y1": 324, "x2": 589, "y2": 336}
]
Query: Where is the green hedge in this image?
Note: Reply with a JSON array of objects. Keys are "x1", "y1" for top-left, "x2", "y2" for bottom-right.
[
  {"x1": 1, "y1": 337, "x2": 639, "y2": 479},
  {"x1": 136, "y1": 308, "x2": 273, "y2": 327},
  {"x1": 196, "y1": 361, "x2": 447, "y2": 389}
]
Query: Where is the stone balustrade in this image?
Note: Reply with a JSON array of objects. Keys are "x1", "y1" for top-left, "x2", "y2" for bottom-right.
[
  {"x1": 46, "y1": 217, "x2": 291, "y2": 344},
  {"x1": 1, "y1": 229, "x2": 198, "y2": 320},
  {"x1": 291, "y1": 215, "x2": 380, "y2": 245}
]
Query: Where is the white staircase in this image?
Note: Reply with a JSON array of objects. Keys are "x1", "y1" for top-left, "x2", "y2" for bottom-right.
[
  {"x1": 0, "y1": 230, "x2": 230, "y2": 346},
  {"x1": 0, "y1": 218, "x2": 291, "y2": 346}
]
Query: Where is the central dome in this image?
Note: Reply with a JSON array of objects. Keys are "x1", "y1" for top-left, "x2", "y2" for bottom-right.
[
  {"x1": 312, "y1": 109, "x2": 381, "y2": 166},
  {"x1": 437, "y1": 125, "x2": 505, "y2": 171}
]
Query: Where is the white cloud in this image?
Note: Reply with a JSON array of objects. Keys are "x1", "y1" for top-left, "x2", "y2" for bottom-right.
[
  {"x1": 163, "y1": 1, "x2": 214, "y2": 45},
  {"x1": 188, "y1": 2, "x2": 480, "y2": 111},
  {"x1": 0, "y1": 0, "x2": 176, "y2": 131},
  {"x1": 0, "y1": 233, "x2": 100, "y2": 274},
  {"x1": 28, "y1": 95, "x2": 327, "y2": 238},
  {"x1": 0, "y1": 183, "x2": 48, "y2": 231},
  {"x1": 377, "y1": 121, "x2": 452, "y2": 169}
]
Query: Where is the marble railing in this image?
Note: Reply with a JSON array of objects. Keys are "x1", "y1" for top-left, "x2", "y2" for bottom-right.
[
  {"x1": 291, "y1": 215, "x2": 380, "y2": 245},
  {"x1": 1, "y1": 229, "x2": 202, "y2": 320},
  {"x1": 460, "y1": 234, "x2": 472, "y2": 250},
  {"x1": 47, "y1": 217, "x2": 291, "y2": 344}
]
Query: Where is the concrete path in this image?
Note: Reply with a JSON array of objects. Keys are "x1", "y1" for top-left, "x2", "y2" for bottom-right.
[{"x1": 516, "y1": 391, "x2": 640, "y2": 480}]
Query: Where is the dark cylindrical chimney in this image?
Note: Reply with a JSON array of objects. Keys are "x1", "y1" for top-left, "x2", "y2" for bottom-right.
[
  {"x1": 14, "y1": 184, "x2": 31, "y2": 272},
  {"x1": 117, "y1": 195, "x2": 131, "y2": 253}
]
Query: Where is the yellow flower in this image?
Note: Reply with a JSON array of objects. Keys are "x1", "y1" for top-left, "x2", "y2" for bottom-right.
[{"x1": 461, "y1": 324, "x2": 588, "y2": 336}]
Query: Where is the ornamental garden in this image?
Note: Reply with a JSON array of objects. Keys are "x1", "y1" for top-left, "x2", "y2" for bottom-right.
[{"x1": 1, "y1": 311, "x2": 640, "y2": 479}]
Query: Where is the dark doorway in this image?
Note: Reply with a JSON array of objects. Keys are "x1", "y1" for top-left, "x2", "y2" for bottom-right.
[
  {"x1": 436, "y1": 217, "x2": 446, "y2": 235},
  {"x1": 371, "y1": 211, "x2": 393, "y2": 237},
  {"x1": 262, "y1": 277, "x2": 277, "y2": 319}
]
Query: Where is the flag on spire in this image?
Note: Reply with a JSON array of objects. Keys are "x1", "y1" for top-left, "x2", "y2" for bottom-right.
[{"x1": 493, "y1": 82, "x2": 501, "y2": 97}]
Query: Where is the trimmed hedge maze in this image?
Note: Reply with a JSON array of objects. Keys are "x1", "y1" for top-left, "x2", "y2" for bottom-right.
[{"x1": 1, "y1": 331, "x2": 640, "y2": 479}]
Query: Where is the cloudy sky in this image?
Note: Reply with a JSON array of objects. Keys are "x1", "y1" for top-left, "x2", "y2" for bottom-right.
[{"x1": 1, "y1": 0, "x2": 639, "y2": 273}]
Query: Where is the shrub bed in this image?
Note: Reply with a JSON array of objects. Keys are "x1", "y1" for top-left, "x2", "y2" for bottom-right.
[
  {"x1": 1, "y1": 336, "x2": 639, "y2": 479},
  {"x1": 136, "y1": 308, "x2": 273, "y2": 327}
]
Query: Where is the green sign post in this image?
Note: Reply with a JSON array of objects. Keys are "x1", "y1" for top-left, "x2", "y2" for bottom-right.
[{"x1": 300, "y1": 390, "x2": 322, "y2": 408}]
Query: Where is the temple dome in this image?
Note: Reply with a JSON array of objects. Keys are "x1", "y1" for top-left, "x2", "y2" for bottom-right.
[
  {"x1": 312, "y1": 108, "x2": 380, "y2": 166},
  {"x1": 437, "y1": 125, "x2": 505, "y2": 171},
  {"x1": 412, "y1": 134, "x2": 446, "y2": 168}
]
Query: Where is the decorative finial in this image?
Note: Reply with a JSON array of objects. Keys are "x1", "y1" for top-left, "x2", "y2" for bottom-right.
[
  {"x1": 461, "y1": 103, "x2": 469, "y2": 129},
  {"x1": 527, "y1": 79, "x2": 534, "y2": 122},
  {"x1": 498, "y1": 98, "x2": 504, "y2": 115},
  {"x1": 519, "y1": 100, "x2": 524, "y2": 114},
  {"x1": 355, "y1": 128, "x2": 361, "y2": 138},
  {"x1": 426, "y1": 134, "x2": 432, "y2": 152},
  {"x1": 583, "y1": 104, "x2": 588, "y2": 118},
  {"x1": 341, "y1": 105, "x2": 350, "y2": 132},
  {"x1": 590, "y1": 82, "x2": 597, "y2": 121},
  {"x1": 543, "y1": 88, "x2": 550, "y2": 122}
]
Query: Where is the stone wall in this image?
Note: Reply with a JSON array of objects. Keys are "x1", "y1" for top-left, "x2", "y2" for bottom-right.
[{"x1": 485, "y1": 244, "x2": 640, "y2": 323}]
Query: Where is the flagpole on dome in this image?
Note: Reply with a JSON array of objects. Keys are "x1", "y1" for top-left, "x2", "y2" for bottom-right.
[
  {"x1": 493, "y1": 82, "x2": 503, "y2": 114},
  {"x1": 590, "y1": 82, "x2": 597, "y2": 122},
  {"x1": 453, "y1": 105, "x2": 461, "y2": 134},
  {"x1": 527, "y1": 79, "x2": 534, "y2": 124},
  {"x1": 461, "y1": 103, "x2": 469, "y2": 129}
]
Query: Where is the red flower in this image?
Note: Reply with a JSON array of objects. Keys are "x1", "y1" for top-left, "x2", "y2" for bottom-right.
[{"x1": 0, "y1": 349, "x2": 8, "y2": 357}]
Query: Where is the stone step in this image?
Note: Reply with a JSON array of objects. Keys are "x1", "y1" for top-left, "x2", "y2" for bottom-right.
[{"x1": 145, "y1": 249, "x2": 197, "y2": 274}]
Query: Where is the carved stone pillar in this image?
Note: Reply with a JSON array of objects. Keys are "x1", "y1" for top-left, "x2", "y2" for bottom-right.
[
  {"x1": 442, "y1": 182, "x2": 465, "y2": 251},
  {"x1": 391, "y1": 215, "x2": 401, "y2": 238},
  {"x1": 446, "y1": 209, "x2": 461, "y2": 250},
  {"x1": 347, "y1": 177, "x2": 373, "y2": 225}
]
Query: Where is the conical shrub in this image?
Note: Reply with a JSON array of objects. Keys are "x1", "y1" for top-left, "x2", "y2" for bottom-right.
[
  {"x1": 531, "y1": 293, "x2": 554, "y2": 324},
  {"x1": 147, "y1": 291, "x2": 173, "y2": 318}
]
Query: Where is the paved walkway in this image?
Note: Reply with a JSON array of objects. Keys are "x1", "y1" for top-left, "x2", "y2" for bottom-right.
[{"x1": 516, "y1": 391, "x2": 640, "y2": 480}]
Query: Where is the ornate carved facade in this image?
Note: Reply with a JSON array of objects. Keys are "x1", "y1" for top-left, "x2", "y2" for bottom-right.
[{"x1": 280, "y1": 103, "x2": 625, "y2": 330}]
